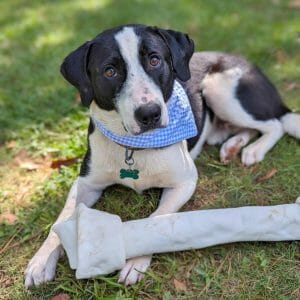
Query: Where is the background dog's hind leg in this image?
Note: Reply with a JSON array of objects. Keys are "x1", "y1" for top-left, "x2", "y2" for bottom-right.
[
  {"x1": 241, "y1": 119, "x2": 284, "y2": 166},
  {"x1": 24, "y1": 178, "x2": 103, "y2": 288},
  {"x1": 206, "y1": 117, "x2": 239, "y2": 146},
  {"x1": 220, "y1": 129, "x2": 257, "y2": 164}
]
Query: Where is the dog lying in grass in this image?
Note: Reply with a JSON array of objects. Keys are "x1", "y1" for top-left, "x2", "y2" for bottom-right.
[{"x1": 25, "y1": 24, "x2": 300, "y2": 287}]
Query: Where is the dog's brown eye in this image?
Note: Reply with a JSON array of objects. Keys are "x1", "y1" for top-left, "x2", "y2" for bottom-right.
[
  {"x1": 104, "y1": 67, "x2": 116, "y2": 78},
  {"x1": 149, "y1": 55, "x2": 161, "y2": 67}
]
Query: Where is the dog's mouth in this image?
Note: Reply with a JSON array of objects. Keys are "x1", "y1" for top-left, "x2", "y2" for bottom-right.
[{"x1": 123, "y1": 122, "x2": 168, "y2": 136}]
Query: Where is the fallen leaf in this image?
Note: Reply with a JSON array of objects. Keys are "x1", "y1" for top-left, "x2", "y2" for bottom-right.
[
  {"x1": 285, "y1": 82, "x2": 300, "y2": 91},
  {"x1": 289, "y1": 0, "x2": 300, "y2": 8},
  {"x1": 255, "y1": 168, "x2": 277, "y2": 183},
  {"x1": 51, "y1": 157, "x2": 79, "y2": 169},
  {"x1": 14, "y1": 150, "x2": 52, "y2": 171},
  {"x1": 14, "y1": 149, "x2": 28, "y2": 160},
  {"x1": 51, "y1": 294, "x2": 70, "y2": 300},
  {"x1": 5, "y1": 140, "x2": 17, "y2": 149},
  {"x1": 174, "y1": 278, "x2": 187, "y2": 292},
  {"x1": 19, "y1": 161, "x2": 40, "y2": 171},
  {"x1": 0, "y1": 212, "x2": 17, "y2": 224},
  {"x1": 14, "y1": 149, "x2": 36, "y2": 169}
]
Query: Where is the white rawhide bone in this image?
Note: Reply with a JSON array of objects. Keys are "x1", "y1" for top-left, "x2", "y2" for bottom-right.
[{"x1": 53, "y1": 198, "x2": 300, "y2": 279}]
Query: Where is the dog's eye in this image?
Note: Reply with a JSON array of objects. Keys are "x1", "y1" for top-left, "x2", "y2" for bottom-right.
[
  {"x1": 149, "y1": 55, "x2": 161, "y2": 67},
  {"x1": 104, "y1": 66, "x2": 117, "y2": 78}
]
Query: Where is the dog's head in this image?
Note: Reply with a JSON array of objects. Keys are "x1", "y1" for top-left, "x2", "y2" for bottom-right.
[{"x1": 61, "y1": 25, "x2": 194, "y2": 135}]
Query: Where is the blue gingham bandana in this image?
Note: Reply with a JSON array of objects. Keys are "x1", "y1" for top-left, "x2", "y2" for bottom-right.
[{"x1": 93, "y1": 81, "x2": 198, "y2": 148}]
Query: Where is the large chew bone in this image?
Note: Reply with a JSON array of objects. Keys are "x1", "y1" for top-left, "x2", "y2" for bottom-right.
[{"x1": 53, "y1": 198, "x2": 300, "y2": 279}]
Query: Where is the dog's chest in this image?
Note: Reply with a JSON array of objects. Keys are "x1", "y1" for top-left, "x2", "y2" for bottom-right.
[{"x1": 86, "y1": 131, "x2": 192, "y2": 192}]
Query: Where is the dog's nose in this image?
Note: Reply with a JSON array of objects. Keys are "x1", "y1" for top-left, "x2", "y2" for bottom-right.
[{"x1": 134, "y1": 103, "x2": 161, "y2": 127}]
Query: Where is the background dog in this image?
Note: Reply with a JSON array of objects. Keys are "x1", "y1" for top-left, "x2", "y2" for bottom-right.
[{"x1": 25, "y1": 24, "x2": 300, "y2": 287}]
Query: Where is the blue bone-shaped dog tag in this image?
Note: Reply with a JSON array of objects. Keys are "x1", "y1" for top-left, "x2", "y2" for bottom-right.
[{"x1": 120, "y1": 168, "x2": 139, "y2": 180}]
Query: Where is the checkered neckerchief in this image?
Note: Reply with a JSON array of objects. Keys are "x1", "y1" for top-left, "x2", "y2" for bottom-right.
[{"x1": 93, "y1": 81, "x2": 197, "y2": 148}]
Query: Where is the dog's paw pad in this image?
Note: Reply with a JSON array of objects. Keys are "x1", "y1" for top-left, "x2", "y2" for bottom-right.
[{"x1": 220, "y1": 137, "x2": 243, "y2": 163}]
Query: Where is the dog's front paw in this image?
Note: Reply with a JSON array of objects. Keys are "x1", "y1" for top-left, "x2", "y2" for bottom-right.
[
  {"x1": 118, "y1": 255, "x2": 152, "y2": 286},
  {"x1": 25, "y1": 246, "x2": 62, "y2": 288},
  {"x1": 242, "y1": 144, "x2": 265, "y2": 166}
]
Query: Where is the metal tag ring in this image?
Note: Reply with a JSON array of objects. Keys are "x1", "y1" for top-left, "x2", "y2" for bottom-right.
[{"x1": 125, "y1": 157, "x2": 134, "y2": 166}]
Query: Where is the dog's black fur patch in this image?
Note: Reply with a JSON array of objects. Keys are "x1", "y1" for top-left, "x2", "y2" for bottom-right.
[
  {"x1": 80, "y1": 118, "x2": 94, "y2": 177},
  {"x1": 87, "y1": 39, "x2": 127, "y2": 111},
  {"x1": 236, "y1": 66, "x2": 290, "y2": 120}
]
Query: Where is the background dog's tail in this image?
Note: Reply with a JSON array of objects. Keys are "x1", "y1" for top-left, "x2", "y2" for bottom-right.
[{"x1": 281, "y1": 112, "x2": 300, "y2": 139}]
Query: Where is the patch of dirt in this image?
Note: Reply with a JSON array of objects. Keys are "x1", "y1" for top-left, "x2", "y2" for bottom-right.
[
  {"x1": 0, "y1": 270, "x2": 14, "y2": 289},
  {"x1": 0, "y1": 212, "x2": 17, "y2": 224},
  {"x1": 0, "y1": 150, "x2": 53, "y2": 212},
  {"x1": 183, "y1": 178, "x2": 220, "y2": 211}
]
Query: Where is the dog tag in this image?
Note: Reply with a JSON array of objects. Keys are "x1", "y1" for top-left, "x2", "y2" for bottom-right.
[
  {"x1": 119, "y1": 168, "x2": 139, "y2": 180},
  {"x1": 120, "y1": 148, "x2": 139, "y2": 180}
]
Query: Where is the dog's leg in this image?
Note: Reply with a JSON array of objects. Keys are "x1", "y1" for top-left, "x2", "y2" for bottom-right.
[
  {"x1": 25, "y1": 178, "x2": 103, "y2": 287},
  {"x1": 206, "y1": 117, "x2": 232, "y2": 145},
  {"x1": 242, "y1": 119, "x2": 284, "y2": 166},
  {"x1": 220, "y1": 129, "x2": 257, "y2": 164},
  {"x1": 118, "y1": 175, "x2": 197, "y2": 285},
  {"x1": 206, "y1": 117, "x2": 241, "y2": 147},
  {"x1": 189, "y1": 114, "x2": 212, "y2": 160}
]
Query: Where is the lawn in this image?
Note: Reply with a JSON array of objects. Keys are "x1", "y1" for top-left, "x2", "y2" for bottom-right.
[{"x1": 0, "y1": 0, "x2": 299, "y2": 299}]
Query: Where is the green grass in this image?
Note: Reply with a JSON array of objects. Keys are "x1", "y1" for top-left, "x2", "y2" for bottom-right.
[{"x1": 0, "y1": 0, "x2": 300, "y2": 299}]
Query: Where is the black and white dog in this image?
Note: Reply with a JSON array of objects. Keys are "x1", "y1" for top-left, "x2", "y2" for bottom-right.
[{"x1": 25, "y1": 24, "x2": 300, "y2": 287}]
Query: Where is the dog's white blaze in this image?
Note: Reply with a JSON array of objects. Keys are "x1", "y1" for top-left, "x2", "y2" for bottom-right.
[{"x1": 114, "y1": 27, "x2": 168, "y2": 134}]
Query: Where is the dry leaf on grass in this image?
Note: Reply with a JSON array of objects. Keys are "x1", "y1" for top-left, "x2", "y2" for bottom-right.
[
  {"x1": 19, "y1": 161, "x2": 40, "y2": 171},
  {"x1": 173, "y1": 278, "x2": 187, "y2": 291},
  {"x1": 14, "y1": 149, "x2": 52, "y2": 171},
  {"x1": 51, "y1": 157, "x2": 79, "y2": 169},
  {"x1": 285, "y1": 82, "x2": 300, "y2": 91},
  {"x1": 289, "y1": 0, "x2": 300, "y2": 8},
  {"x1": 0, "y1": 212, "x2": 17, "y2": 224},
  {"x1": 5, "y1": 140, "x2": 17, "y2": 149},
  {"x1": 255, "y1": 168, "x2": 277, "y2": 183},
  {"x1": 14, "y1": 149, "x2": 39, "y2": 170},
  {"x1": 51, "y1": 294, "x2": 70, "y2": 300}
]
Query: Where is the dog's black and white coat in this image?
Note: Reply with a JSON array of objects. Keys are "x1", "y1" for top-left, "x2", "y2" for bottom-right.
[{"x1": 25, "y1": 24, "x2": 300, "y2": 287}]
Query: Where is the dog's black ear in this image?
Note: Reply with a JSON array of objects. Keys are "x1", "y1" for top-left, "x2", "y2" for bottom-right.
[
  {"x1": 152, "y1": 27, "x2": 194, "y2": 82},
  {"x1": 60, "y1": 41, "x2": 94, "y2": 107}
]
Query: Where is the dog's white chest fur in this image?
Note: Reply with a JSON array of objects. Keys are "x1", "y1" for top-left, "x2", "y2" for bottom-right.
[{"x1": 85, "y1": 128, "x2": 195, "y2": 192}]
